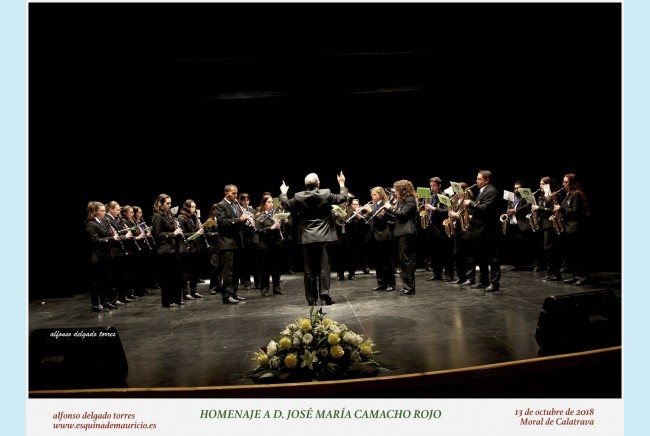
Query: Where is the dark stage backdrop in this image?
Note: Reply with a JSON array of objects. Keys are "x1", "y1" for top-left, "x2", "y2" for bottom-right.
[{"x1": 28, "y1": 3, "x2": 621, "y2": 298}]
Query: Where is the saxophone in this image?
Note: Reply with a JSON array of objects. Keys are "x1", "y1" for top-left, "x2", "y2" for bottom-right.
[
  {"x1": 525, "y1": 189, "x2": 541, "y2": 232},
  {"x1": 442, "y1": 193, "x2": 459, "y2": 237},
  {"x1": 549, "y1": 187, "x2": 565, "y2": 235},
  {"x1": 500, "y1": 211, "x2": 508, "y2": 235},
  {"x1": 418, "y1": 197, "x2": 430, "y2": 230},
  {"x1": 460, "y1": 184, "x2": 476, "y2": 232}
]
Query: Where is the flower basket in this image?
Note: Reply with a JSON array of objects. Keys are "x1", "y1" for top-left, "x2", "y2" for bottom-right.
[{"x1": 244, "y1": 307, "x2": 396, "y2": 383}]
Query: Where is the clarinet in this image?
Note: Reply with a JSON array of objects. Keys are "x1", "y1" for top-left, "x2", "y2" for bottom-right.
[
  {"x1": 104, "y1": 216, "x2": 128, "y2": 255},
  {"x1": 173, "y1": 216, "x2": 191, "y2": 250},
  {"x1": 136, "y1": 220, "x2": 153, "y2": 250},
  {"x1": 196, "y1": 218, "x2": 210, "y2": 248},
  {"x1": 119, "y1": 216, "x2": 141, "y2": 251}
]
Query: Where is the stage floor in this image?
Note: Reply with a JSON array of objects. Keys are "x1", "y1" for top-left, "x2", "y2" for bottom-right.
[{"x1": 28, "y1": 267, "x2": 621, "y2": 392}]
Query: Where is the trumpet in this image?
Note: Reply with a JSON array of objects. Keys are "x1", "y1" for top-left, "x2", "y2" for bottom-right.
[
  {"x1": 365, "y1": 189, "x2": 397, "y2": 224},
  {"x1": 345, "y1": 200, "x2": 373, "y2": 224}
]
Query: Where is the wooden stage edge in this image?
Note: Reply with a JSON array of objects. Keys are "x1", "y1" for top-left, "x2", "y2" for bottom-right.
[{"x1": 30, "y1": 346, "x2": 622, "y2": 398}]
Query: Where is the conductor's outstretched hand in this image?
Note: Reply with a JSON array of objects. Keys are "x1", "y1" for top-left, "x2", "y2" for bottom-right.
[
  {"x1": 337, "y1": 171, "x2": 346, "y2": 186},
  {"x1": 280, "y1": 180, "x2": 289, "y2": 195}
]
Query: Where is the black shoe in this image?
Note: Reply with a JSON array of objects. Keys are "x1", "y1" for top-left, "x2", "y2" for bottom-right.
[
  {"x1": 371, "y1": 286, "x2": 387, "y2": 291},
  {"x1": 443, "y1": 277, "x2": 453, "y2": 282},
  {"x1": 573, "y1": 279, "x2": 588, "y2": 286},
  {"x1": 425, "y1": 266, "x2": 433, "y2": 272},
  {"x1": 399, "y1": 289, "x2": 416, "y2": 295},
  {"x1": 470, "y1": 282, "x2": 487, "y2": 289},
  {"x1": 183, "y1": 294, "x2": 195, "y2": 300},
  {"x1": 260, "y1": 288, "x2": 270, "y2": 297},
  {"x1": 223, "y1": 297, "x2": 239, "y2": 304},
  {"x1": 543, "y1": 275, "x2": 561, "y2": 282},
  {"x1": 363, "y1": 268, "x2": 370, "y2": 274},
  {"x1": 192, "y1": 292, "x2": 204, "y2": 299},
  {"x1": 425, "y1": 276, "x2": 437, "y2": 281},
  {"x1": 533, "y1": 266, "x2": 543, "y2": 272},
  {"x1": 484, "y1": 284, "x2": 500, "y2": 292},
  {"x1": 272, "y1": 287, "x2": 285, "y2": 295},
  {"x1": 209, "y1": 288, "x2": 218, "y2": 295},
  {"x1": 461, "y1": 280, "x2": 474, "y2": 286},
  {"x1": 92, "y1": 305, "x2": 109, "y2": 312},
  {"x1": 348, "y1": 275, "x2": 356, "y2": 280},
  {"x1": 337, "y1": 276, "x2": 345, "y2": 281},
  {"x1": 563, "y1": 277, "x2": 576, "y2": 284},
  {"x1": 321, "y1": 295, "x2": 335, "y2": 305},
  {"x1": 169, "y1": 303, "x2": 180, "y2": 307},
  {"x1": 104, "y1": 302, "x2": 116, "y2": 309},
  {"x1": 452, "y1": 279, "x2": 464, "y2": 284},
  {"x1": 385, "y1": 286, "x2": 395, "y2": 292},
  {"x1": 234, "y1": 295, "x2": 247, "y2": 301}
]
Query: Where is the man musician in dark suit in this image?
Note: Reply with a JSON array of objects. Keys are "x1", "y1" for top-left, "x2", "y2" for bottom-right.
[
  {"x1": 279, "y1": 172, "x2": 348, "y2": 306},
  {"x1": 216, "y1": 184, "x2": 249, "y2": 304},
  {"x1": 464, "y1": 170, "x2": 502, "y2": 292}
]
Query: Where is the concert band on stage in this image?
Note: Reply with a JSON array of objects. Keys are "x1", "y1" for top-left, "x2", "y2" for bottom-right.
[{"x1": 84, "y1": 171, "x2": 590, "y2": 311}]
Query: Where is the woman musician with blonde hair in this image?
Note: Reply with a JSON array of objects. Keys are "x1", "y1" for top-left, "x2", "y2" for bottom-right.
[{"x1": 367, "y1": 187, "x2": 396, "y2": 293}]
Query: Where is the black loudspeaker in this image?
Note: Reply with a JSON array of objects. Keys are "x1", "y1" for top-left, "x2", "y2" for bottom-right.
[
  {"x1": 535, "y1": 289, "x2": 621, "y2": 351},
  {"x1": 29, "y1": 327, "x2": 128, "y2": 390}
]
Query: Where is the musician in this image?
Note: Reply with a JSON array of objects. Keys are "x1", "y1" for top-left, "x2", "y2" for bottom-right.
[
  {"x1": 132, "y1": 205, "x2": 154, "y2": 295},
  {"x1": 177, "y1": 199, "x2": 204, "y2": 300},
  {"x1": 121, "y1": 205, "x2": 149, "y2": 298},
  {"x1": 255, "y1": 195, "x2": 283, "y2": 297},
  {"x1": 384, "y1": 179, "x2": 418, "y2": 295},
  {"x1": 555, "y1": 173, "x2": 590, "y2": 286},
  {"x1": 505, "y1": 180, "x2": 533, "y2": 271},
  {"x1": 238, "y1": 193, "x2": 259, "y2": 290},
  {"x1": 367, "y1": 187, "x2": 396, "y2": 292},
  {"x1": 216, "y1": 184, "x2": 248, "y2": 304},
  {"x1": 151, "y1": 194, "x2": 184, "y2": 307},
  {"x1": 279, "y1": 172, "x2": 348, "y2": 306},
  {"x1": 347, "y1": 198, "x2": 370, "y2": 276},
  {"x1": 424, "y1": 176, "x2": 454, "y2": 282},
  {"x1": 447, "y1": 182, "x2": 472, "y2": 285},
  {"x1": 464, "y1": 170, "x2": 502, "y2": 292},
  {"x1": 85, "y1": 201, "x2": 115, "y2": 312},
  {"x1": 531, "y1": 176, "x2": 564, "y2": 282},
  {"x1": 205, "y1": 203, "x2": 223, "y2": 296},
  {"x1": 105, "y1": 201, "x2": 135, "y2": 305}
]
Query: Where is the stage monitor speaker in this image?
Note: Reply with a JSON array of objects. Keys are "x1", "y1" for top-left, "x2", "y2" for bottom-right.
[
  {"x1": 29, "y1": 327, "x2": 128, "y2": 390},
  {"x1": 535, "y1": 289, "x2": 621, "y2": 351}
]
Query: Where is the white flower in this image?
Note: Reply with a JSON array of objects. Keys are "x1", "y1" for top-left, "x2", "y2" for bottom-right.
[
  {"x1": 269, "y1": 356, "x2": 280, "y2": 368},
  {"x1": 302, "y1": 333, "x2": 314, "y2": 345},
  {"x1": 266, "y1": 340, "x2": 278, "y2": 357},
  {"x1": 343, "y1": 331, "x2": 363, "y2": 346},
  {"x1": 293, "y1": 337, "x2": 301, "y2": 347},
  {"x1": 293, "y1": 330, "x2": 303, "y2": 340}
]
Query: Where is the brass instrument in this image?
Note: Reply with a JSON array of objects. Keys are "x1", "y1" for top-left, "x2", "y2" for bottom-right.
[
  {"x1": 525, "y1": 189, "x2": 541, "y2": 232},
  {"x1": 442, "y1": 193, "x2": 459, "y2": 238},
  {"x1": 345, "y1": 200, "x2": 373, "y2": 224},
  {"x1": 500, "y1": 212, "x2": 508, "y2": 235},
  {"x1": 460, "y1": 184, "x2": 476, "y2": 232},
  {"x1": 418, "y1": 197, "x2": 430, "y2": 230},
  {"x1": 333, "y1": 192, "x2": 354, "y2": 226},
  {"x1": 365, "y1": 188, "x2": 397, "y2": 224},
  {"x1": 549, "y1": 187, "x2": 565, "y2": 235}
]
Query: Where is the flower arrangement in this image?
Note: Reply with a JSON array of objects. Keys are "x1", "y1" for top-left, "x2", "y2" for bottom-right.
[{"x1": 245, "y1": 307, "x2": 396, "y2": 382}]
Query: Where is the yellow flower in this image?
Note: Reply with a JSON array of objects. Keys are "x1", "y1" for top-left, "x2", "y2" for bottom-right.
[
  {"x1": 330, "y1": 345, "x2": 344, "y2": 359},
  {"x1": 284, "y1": 353, "x2": 298, "y2": 368},
  {"x1": 256, "y1": 353, "x2": 269, "y2": 367},
  {"x1": 299, "y1": 318, "x2": 312, "y2": 332},
  {"x1": 360, "y1": 340, "x2": 375, "y2": 356},
  {"x1": 279, "y1": 336, "x2": 292, "y2": 350},
  {"x1": 328, "y1": 332, "x2": 340, "y2": 345},
  {"x1": 322, "y1": 318, "x2": 334, "y2": 329}
]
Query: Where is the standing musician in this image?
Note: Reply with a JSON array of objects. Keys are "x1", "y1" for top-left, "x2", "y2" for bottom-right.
[
  {"x1": 531, "y1": 177, "x2": 564, "y2": 282},
  {"x1": 121, "y1": 205, "x2": 149, "y2": 298},
  {"x1": 238, "y1": 193, "x2": 259, "y2": 291},
  {"x1": 105, "y1": 201, "x2": 135, "y2": 305},
  {"x1": 151, "y1": 194, "x2": 184, "y2": 307},
  {"x1": 254, "y1": 194, "x2": 284, "y2": 297},
  {"x1": 424, "y1": 176, "x2": 454, "y2": 282},
  {"x1": 205, "y1": 203, "x2": 223, "y2": 296},
  {"x1": 555, "y1": 173, "x2": 590, "y2": 286},
  {"x1": 279, "y1": 172, "x2": 348, "y2": 306},
  {"x1": 132, "y1": 205, "x2": 154, "y2": 295},
  {"x1": 384, "y1": 179, "x2": 418, "y2": 295},
  {"x1": 177, "y1": 199, "x2": 205, "y2": 300},
  {"x1": 367, "y1": 187, "x2": 396, "y2": 292},
  {"x1": 505, "y1": 180, "x2": 533, "y2": 271},
  {"x1": 464, "y1": 170, "x2": 502, "y2": 292},
  {"x1": 447, "y1": 182, "x2": 472, "y2": 285},
  {"x1": 85, "y1": 201, "x2": 116, "y2": 312},
  {"x1": 216, "y1": 184, "x2": 248, "y2": 304}
]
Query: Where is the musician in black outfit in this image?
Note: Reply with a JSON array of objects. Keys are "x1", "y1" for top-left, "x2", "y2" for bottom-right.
[
  {"x1": 177, "y1": 199, "x2": 205, "y2": 300},
  {"x1": 384, "y1": 179, "x2": 418, "y2": 295},
  {"x1": 424, "y1": 177, "x2": 454, "y2": 282},
  {"x1": 105, "y1": 201, "x2": 135, "y2": 305},
  {"x1": 556, "y1": 173, "x2": 590, "y2": 286},
  {"x1": 255, "y1": 194, "x2": 284, "y2": 297},
  {"x1": 279, "y1": 172, "x2": 348, "y2": 306},
  {"x1": 85, "y1": 201, "x2": 115, "y2": 312},
  {"x1": 531, "y1": 176, "x2": 564, "y2": 282},
  {"x1": 151, "y1": 194, "x2": 184, "y2": 307},
  {"x1": 464, "y1": 170, "x2": 502, "y2": 292},
  {"x1": 367, "y1": 187, "x2": 396, "y2": 292},
  {"x1": 505, "y1": 180, "x2": 533, "y2": 271},
  {"x1": 216, "y1": 184, "x2": 249, "y2": 304}
]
